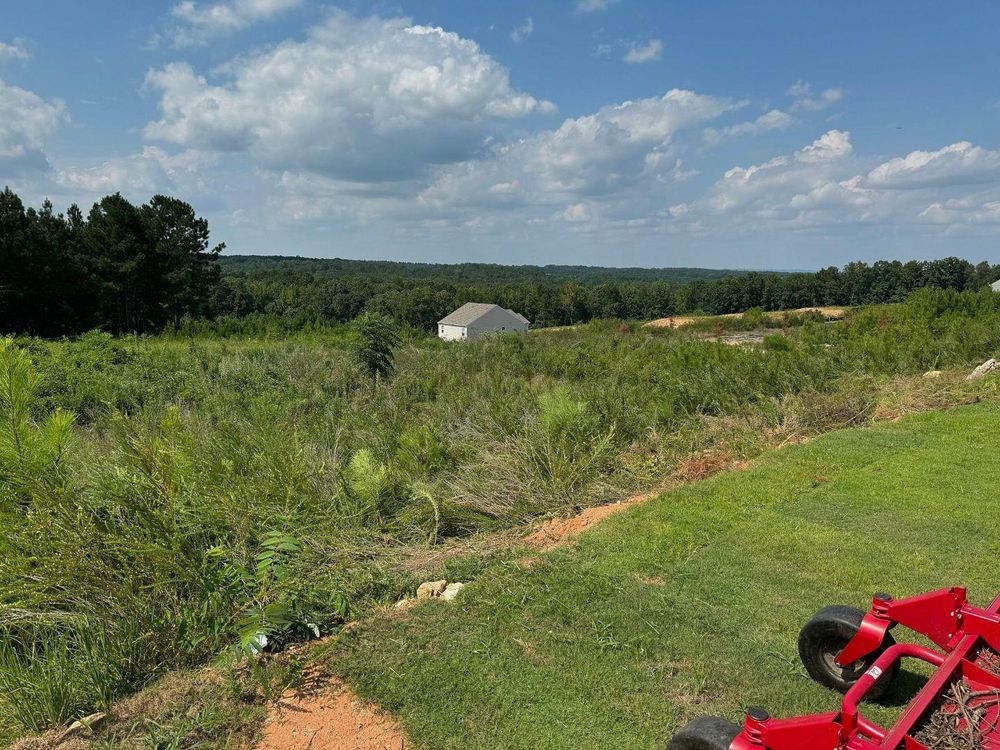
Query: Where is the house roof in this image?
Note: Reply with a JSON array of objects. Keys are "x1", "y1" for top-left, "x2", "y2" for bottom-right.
[
  {"x1": 438, "y1": 302, "x2": 529, "y2": 326},
  {"x1": 992, "y1": 279, "x2": 1000, "y2": 292}
]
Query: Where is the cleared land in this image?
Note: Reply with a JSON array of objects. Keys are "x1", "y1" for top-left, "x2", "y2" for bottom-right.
[
  {"x1": 645, "y1": 306, "x2": 848, "y2": 328},
  {"x1": 332, "y1": 403, "x2": 1000, "y2": 750}
]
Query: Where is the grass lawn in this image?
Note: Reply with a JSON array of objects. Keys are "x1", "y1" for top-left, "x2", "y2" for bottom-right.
[{"x1": 331, "y1": 402, "x2": 1000, "y2": 750}]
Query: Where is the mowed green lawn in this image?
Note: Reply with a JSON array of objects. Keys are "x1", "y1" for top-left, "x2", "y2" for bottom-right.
[{"x1": 332, "y1": 403, "x2": 1000, "y2": 750}]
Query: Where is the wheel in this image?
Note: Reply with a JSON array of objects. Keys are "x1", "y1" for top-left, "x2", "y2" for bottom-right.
[
  {"x1": 798, "y1": 605, "x2": 899, "y2": 699},
  {"x1": 666, "y1": 716, "x2": 741, "y2": 750}
]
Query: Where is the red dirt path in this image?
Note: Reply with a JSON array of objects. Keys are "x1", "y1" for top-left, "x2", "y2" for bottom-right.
[{"x1": 256, "y1": 680, "x2": 407, "y2": 750}]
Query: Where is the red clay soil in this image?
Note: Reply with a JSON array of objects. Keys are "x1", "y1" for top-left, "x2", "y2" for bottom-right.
[
  {"x1": 257, "y1": 680, "x2": 408, "y2": 750},
  {"x1": 524, "y1": 491, "x2": 658, "y2": 551}
]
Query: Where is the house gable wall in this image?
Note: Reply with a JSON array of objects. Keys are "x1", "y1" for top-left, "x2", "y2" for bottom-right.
[{"x1": 465, "y1": 306, "x2": 529, "y2": 339}]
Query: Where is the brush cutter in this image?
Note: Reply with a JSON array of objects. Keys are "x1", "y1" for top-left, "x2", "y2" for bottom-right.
[{"x1": 667, "y1": 587, "x2": 1000, "y2": 749}]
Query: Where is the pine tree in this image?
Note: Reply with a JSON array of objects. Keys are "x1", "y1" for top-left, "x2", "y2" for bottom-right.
[{"x1": 351, "y1": 311, "x2": 399, "y2": 382}]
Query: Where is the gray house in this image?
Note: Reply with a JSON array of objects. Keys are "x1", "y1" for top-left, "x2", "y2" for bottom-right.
[
  {"x1": 992, "y1": 279, "x2": 1000, "y2": 293},
  {"x1": 438, "y1": 303, "x2": 529, "y2": 341}
]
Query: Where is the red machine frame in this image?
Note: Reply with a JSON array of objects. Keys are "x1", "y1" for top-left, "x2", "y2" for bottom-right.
[{"x1": 731, "y1": 587, "x2": 1000, "y2": 750}]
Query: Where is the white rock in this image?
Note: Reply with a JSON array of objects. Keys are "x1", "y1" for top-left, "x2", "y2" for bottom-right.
[
  {"x1": 416, "y1": 580, "x2": 447, "y2": 600},
  {"x1": 440, "y1": 582, "x2": 466, "y2": 602},
  {"x1": 967, "y1": 358, "x2": 999, "y2": 381},
  {"x1": 60, "y1": 712, "x2": 107, "y2": 741},
  {"x1": 923, "y1": 370, "x2": 943, "y2": 379},
  {"x1": 394, "y1": 597, "x2": 416, "y2": 610}
]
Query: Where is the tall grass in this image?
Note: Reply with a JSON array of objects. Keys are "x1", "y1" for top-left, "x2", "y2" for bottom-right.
[{"x1": 2, "y1": 288, "x2": 1000, "y2": 740}]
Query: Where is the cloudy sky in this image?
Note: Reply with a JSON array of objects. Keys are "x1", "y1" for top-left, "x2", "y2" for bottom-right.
[{"x1": 2, "y1": 1, "x2": 1000, "y2": 269}]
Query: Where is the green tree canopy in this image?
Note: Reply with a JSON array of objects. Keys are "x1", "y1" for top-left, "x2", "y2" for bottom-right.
[{"x1": 0, "y1": 188, "x2": 222, "y2": 336}]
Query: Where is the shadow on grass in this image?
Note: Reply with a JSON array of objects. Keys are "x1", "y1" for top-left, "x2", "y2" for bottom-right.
[{"x1": 875, "y1": 669, "x2": 928, "y2": 709}]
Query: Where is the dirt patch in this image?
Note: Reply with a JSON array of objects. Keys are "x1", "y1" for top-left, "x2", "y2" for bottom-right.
[
  {"x1": 524, "y1": 491, "x2": 658, "y2": 551},
  {"x1": 257, "y1": 679, "x2": 408, "y2": 750},
  {"x1": 645, "y1": 307, "x2": 847, "y2": 329}
]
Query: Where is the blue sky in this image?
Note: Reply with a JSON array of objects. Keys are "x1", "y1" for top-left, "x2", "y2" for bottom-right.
[{"x1": 2, "y1": 1, "x2": 1000, "y2": 269}]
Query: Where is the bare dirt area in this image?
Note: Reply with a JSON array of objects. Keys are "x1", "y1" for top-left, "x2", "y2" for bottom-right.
[
  {"x1": 257, "y1": 678, "x2": 408, "y2": 750},
  {"x1": 524, "y1": 492, "x2": 657, "y2": 551},
  {"x1": 645, "y1": 306, "x2": 847, "y2": 329}
]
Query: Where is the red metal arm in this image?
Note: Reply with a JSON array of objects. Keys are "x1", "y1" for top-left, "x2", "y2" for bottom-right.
[
  {"x1": 839, "y1": 643, "x2": 945, "y2": 738},
  {"x1": 837, "y1": 588, "x2": 1000, "y2": 667}
]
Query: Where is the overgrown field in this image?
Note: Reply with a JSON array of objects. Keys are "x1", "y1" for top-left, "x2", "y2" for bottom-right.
[{"x1": 2, "y1": 287, "x2": 1000, "y2": 743}]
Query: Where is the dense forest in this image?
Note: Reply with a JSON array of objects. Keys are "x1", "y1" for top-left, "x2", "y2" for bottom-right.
[
  {"x1": 218, "y1": 255, "x2": 745, "y2": 285},
  {"x1": 2, "y1": 188, "x2": 999, "y2": 336},
  {"x1": 0, "y1": 188, "x2": 222, "y2": 336}
]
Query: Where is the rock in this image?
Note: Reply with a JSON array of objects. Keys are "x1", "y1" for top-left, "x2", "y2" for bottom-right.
[
  {"x1": 415, "y1": 580, "x2": 447, "y2": 600},
  {"x1": 967, "y1": 358, "x2": 999, "y2": 381},
  {"x1": 60, "y1": 712, "x2": 107, "y2": 741},
  {"x1": 393, "y1": 597, "x2": 416, "y2": 610},
  {"x1": 440, "y1": 582, "x2": 466, "y2": 602},
  {"x1": 923, "y1": 370, "x2": 943, "y2": 379}
]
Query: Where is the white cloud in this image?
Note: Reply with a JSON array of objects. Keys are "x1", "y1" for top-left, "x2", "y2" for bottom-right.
[
  {"x1": 0, "y1": 77, "x2": 67, "y2": 164},
  {"x1": 264, "y1": 87, "x2": 737, "y2": 231},
  {"x1": 145, "y1": 12, "x2": 556, "y2": 184},
  {"x1": 920, "y1": 198, "x2": 1000, "y2": 224},
  {"x1": 510, "y1": 17, "x2": 533, "y2": 43},
  {"x1": 623, "y1": 39, "x2": 663, "y2": 64},
  {"x1": 576, "y1": 0, "x2": 619, "y2": 13},
  {"x1": 669, "y1": 130, "x2": 1000, "y2": 237},
  {"x1": 704, "y1": 108, "x2": 793, "y2": 144},
  {"x1": 168, "y1": 0, "x2": 303, "y2": 46},
  {"x1": 864, "y1": 141, "x2": 1000, "y2": 189},
  {"x1": 787, "y1": 80, "x2": 844, "y2": 112},
  {"x1": 671, "y1": 130, "x2": 875, "y2": 225},
  {"x1": 795, "y1": 129, "x2": 853, "y2": 162},
  {"x1": 562, "y1": 202, "x2": 592, "y2": 222},
  {"x1": 54, "y1": 146, "x2": 212, "y2": 194},
  {"x1": 0, "y1": 39, "x2": 29, "y2": 62},
  {"x1": 415, "y1": 89, "x2": 737, "y2": 214}
]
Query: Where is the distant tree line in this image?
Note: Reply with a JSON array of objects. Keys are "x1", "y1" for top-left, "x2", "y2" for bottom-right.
[
  {"x1": 215, "y1": 255, "x2": 1000, "y2": 331},
  {"x1": 0, "y1": 188, "x2": 222, "y2": 336},
  {"x1": 2, "y1": 188, "x2": 998, "y2": 337}
]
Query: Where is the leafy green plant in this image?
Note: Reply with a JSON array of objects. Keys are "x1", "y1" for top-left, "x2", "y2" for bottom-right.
[{"x1": 234, "y1": 532, "x2": 347, "y2": 655}]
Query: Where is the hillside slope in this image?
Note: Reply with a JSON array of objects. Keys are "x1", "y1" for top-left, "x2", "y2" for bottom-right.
[{"x1": 333, "y1": 403, "x2": 1000, "y2": 749}]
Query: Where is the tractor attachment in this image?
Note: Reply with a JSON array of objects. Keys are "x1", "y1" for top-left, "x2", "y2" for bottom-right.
[{"x1": 668, "y1": 587, "x2": 1000, "y2": 749}]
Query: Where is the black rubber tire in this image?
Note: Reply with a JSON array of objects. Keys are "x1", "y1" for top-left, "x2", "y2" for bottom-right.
[
  {"x1": 798, "y1": 605, "x2": 899, "y2": 700},
  {"x1": 666, "y1": 716, "x2": 741, "y2": 750}
]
